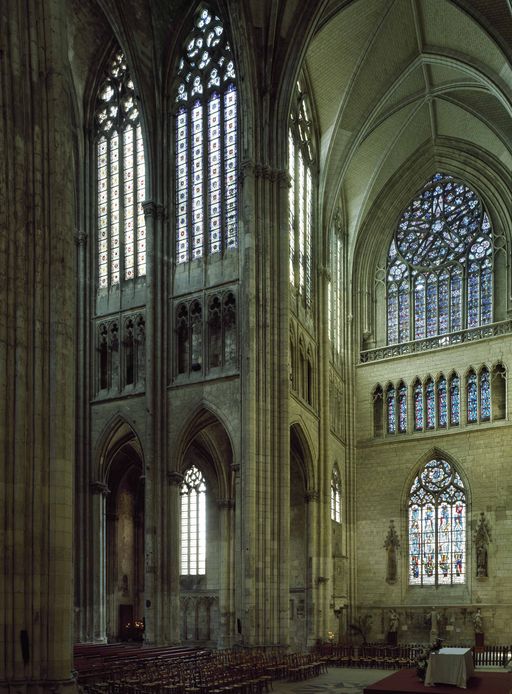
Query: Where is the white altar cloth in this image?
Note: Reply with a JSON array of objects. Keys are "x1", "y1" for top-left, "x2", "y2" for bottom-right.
[{"x1": 424, "y1": 647, "x2": 475, "y2": 688}]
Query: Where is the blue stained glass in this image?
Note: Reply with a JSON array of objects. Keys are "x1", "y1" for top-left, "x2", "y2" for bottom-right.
[
  {"x1": 438, "y1": 376, "x2": 447, "y2": 427},
  {"x1": 481, "y1": 260, "x2": 492, "y2": 324},
  {"x1": 398, "y1": 384, "x2": 407, "y2": 433},
  {"x1": 426, "y1": 379, "x2": 435, "y2": 428},
  {"x1": 387, "y1": 173, "x2": 493, "y2": 344},
  {"x1": 450, "y1": 374, "x2": 460, "y2": 425},
  {"x1": 398, "y1": 285, "x2": 410, "y2": 342},
  {"x1": 438, "y1": 272, "x2": 449, "y2": 333},
  {"x1": 450, "y1": 270, "x2": 462, "y2": 332},
  {"x1": 467, "y1": 371, "x2": 477, "y2": 423},
  {"x1": 414, "y1": 274, "x2": 425, "y2": 338},
  {"x1": 387, "y1": 285, "x2": 398, "y2": 344},
  {"x1": 409, "y1": 458, "x2": 466, "y2": 586},
  {"x1": 426, "y1": 275, "x2": 437, "y2": 337},
  {"x1": 467, "y1": 265, "x2": 480, "y2": 327},
  {"x1": 480, "y1": 368, "x2": 490, "y2": 421},
  {"x1": 387, "y1": 385, "x2": 396, "y2": 434},
  {"x1": 414, "y1": 381, "x2": 423, "y2": 430}
]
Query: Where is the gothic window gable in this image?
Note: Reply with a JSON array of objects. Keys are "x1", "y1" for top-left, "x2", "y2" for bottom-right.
[
  {"x1": 94, "y1": 49, "x2": 146, "y2": 289},
  {"x1": 174, "y1": 4, "x2": 238, "y2": 264}
]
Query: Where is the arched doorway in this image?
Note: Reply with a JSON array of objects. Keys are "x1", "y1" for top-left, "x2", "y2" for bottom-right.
[
  {"x1": 105, "y1": 439, "x2": 145, "y2": 641},
  {"x1": 289, "y1": 424, "x2": 311, "y2": 650}
]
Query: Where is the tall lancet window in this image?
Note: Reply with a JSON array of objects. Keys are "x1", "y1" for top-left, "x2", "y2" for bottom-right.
[
  {"x1": 387, "y1": 173, "x2": 493, "y2": 344},
  {"x1": 175, "y1": 5, "x2": 238, "y2": 263},
  {"x1": 408, "y1": 458, "x2": 466, "y2": 586},
  {"x1": 331, "y1": 465, "x2": 341, "y2": 523},
  {"x1": 289, "y1": 77, "x2": 316, "y2": 307},
  {"x1": 94, "y1": 50, "x2": 146, "y2": 288},
  {"x1": 180, "y1": 465, "x2": 207, "y2": 575}
]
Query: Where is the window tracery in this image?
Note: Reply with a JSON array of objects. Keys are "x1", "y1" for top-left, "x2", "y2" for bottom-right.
[
  {"x1": 387, "y1": 173, "x2": 493, "y2": 345},
  {"x1": 180, "y1": 466, "x2": 207, "y2": 575},
  {"x1": 331, "y1": 465, "x2": 341, "y2": 523},
  {"x1": 94, "y1": 50, "x2": 146, "y2": 288},
  {"x1": 289, "y1": 78, "x2": 315, "y2": 306},
  {"x1": 175, "y1": 5, "x2": 237, "y2": 263},
  {"x1": 408, "y1": 458, "x2": 466, "y2": 586}
]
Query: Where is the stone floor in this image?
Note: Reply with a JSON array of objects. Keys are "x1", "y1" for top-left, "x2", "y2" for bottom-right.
[{"x1": 270, "y1": 668, "x2": 392, "y2": 694}]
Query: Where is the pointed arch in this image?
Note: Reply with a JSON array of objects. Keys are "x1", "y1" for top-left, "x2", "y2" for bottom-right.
[
  {"x1": 170, "y1": 3, "x2": 239, "y2": 264},
  {"x1": 290, "y1": 421, "x2": 315, "y2": 493},
  {"x1": 175, "y1": 402, "x2": 235, "y2": 500},
  {"x1": 405, "y1": 450, "x2": 469, "y2": 587},
  {"x1": 94, "y1": 413, "x2": 144, "y2": 484},
  {"x1": 92, "y1": 45, "x2": 147, "y2": 288}
]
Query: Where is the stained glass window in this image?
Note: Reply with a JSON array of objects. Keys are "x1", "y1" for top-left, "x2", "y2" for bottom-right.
[
  {"x1": 95, "y1": 51, "x2": 146, "y2": 288},
  {"x1": 386, "y1": 384, "x2": 396, "y2": 434},
  {"x1": 467, "y1": 370, "x2": 478, "y2": 423},
  {"x1": 449, "y1": 373, "x2": 460, "y2": 425},
  {"x1": 414, "y1": 380, "x2": 423, "y2": 431},
  {"x1": 387, "y1": 173, "x2": 493, "y2": 344},
  {"x1": 329, "y1": 235, "x2": 343, "y2": 355},
  {"x1": 398, "y1": 382, "x2": 407, "y2": 433},
  {"x1": 331, "y1": 465, "x2": 341, "y2": 523},
  {"x1": 425, "y1": 378, "x2": 435, "y2": 429},
  {"x1": 408, "y1": 458, "x2": 466, "y2": 586},
  {"x1": 437, "y1": 375, "x2": 447, "y2": 428},
  {"x1": 289, "y1": 78, "x2": 315, "y2": 307},
  {"x1": 175, "y1": 6, "x2": 237, "y2": 263},
  {"x1": 180, "y1": 465, "x2": 207, "y2": 575},
  {"x1": 480, "y1": 367, "x2": 491, "y2": 421}
]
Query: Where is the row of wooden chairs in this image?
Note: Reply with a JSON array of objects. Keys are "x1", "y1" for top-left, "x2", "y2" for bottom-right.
[
  {"x1": 80, "y1": 647, "x2": 326, "y2": 694},
  {"x1": 318, "y1": 644, "x2": 424, "y2": 669}
]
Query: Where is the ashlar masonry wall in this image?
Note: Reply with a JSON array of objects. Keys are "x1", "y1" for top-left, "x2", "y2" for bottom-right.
[{"x1": 354, "y1": 333, "x2": 512, "y2": 644}]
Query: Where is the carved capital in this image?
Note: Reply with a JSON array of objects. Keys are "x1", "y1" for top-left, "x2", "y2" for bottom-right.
[
  {"x1": 239, "y1": 160, "x2": 289, "y2": 186},
  {"x1": 142, "y1": 201, "x2": 166, "y2": 220},
  {"x1": 167, "y1": 470, "x2": 184, "y2": 487},
  {"x1": 319, "y1": 265, "x2": 331, "y2": 281},
  {"x1": 74, "y1": 230, "x2": 88, "y2": 247},
  {"x1": 305, "y1": 489, "x2": 319, "y2": 503},
  {"x1": 230, "y1": 463, "x2": 240, "y2": 474},
  {"x1": 90, "y1": 481, "x2": 110, "y2": 496},
  {"x1": 217, "y1": 498, "x2": 235, "y2": 510}
]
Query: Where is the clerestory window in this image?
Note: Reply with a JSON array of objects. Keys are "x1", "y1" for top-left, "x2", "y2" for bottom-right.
[
  {"x1": 387, "y1": 173, "x2": 493, "y2": 345},
  {"x1": 94, "y1": 50, "x2": 146, "y2": 288},
  {"x1": 174, "y1": 5, "x2": 238, "y2": 263}
]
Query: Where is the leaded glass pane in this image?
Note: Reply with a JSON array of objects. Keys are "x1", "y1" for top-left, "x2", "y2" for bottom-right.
[
  {"x1": 289, "y1": 79, "x2": 315, "y2": 306},
  {"x1": 450, "y1": 374, "x2": 460, "y2": 425},
  {"x1": 398, "y1": 383, "x2": 407, "y2": 433},
  {"x1": 408, "y1": 458, "x2": 466, "y2": 586},
  {"x1": 480, "y1": 368, "x2": 490, "y2": 421},
  {"x1": 180, "y1": 465, "x2": 207, "y2": 575},
  {"x1": 438, "y1": 375, "x2": 447, "y2": 428},
  {"x1": 175, "y1": 6, "x2": 237, "y2": 263},
  {"x1": 331, "y1": 467, "x2": 341, "y2": 523},
  {"x1": 414, "y1": 381, "x2": 423, "y2": 430},
  {"x1": 386, "y1": 384, "x2": 396, "y2": 434},
  {"x1": 425, "y1": 379, "x2": 435, "y2": 429},
  {"x1": 94, "y1": 50, "x2": 146, "y2": 287},
  {"x1": 467, "y1": 371, "x2": 478, "y2": 423},
  {"x1": 386, "y1": 173, "x2": 493, "y2": 344}
]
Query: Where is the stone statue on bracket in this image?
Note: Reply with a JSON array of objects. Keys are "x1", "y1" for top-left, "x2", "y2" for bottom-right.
[
  {"x1": 383, "y1": 520, "x2": 400, "y2": 584},
  {"x1": 473, "y1": 512, "x2": 491, "y2": 578}
]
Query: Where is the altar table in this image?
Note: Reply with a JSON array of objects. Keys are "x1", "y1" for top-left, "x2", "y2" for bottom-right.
[{"x1": 424, "y1": 647, "x2": 475, "y2": 688}]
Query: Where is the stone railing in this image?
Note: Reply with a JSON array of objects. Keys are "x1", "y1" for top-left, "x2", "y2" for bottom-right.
[{"x1": 360, "y1": 320, "x2": 512, "y2": 363}]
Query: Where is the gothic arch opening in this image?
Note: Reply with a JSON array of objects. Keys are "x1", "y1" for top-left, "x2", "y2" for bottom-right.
[
  {"x1": 177, "y1": 408, "x2": 234, "y2": 646},
  {"x1": 105, "y1": 438, "x2": 144, "y2": 642},
  {"x1": 289, "y1": 424, "x2": 312, "y2": 650}
]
